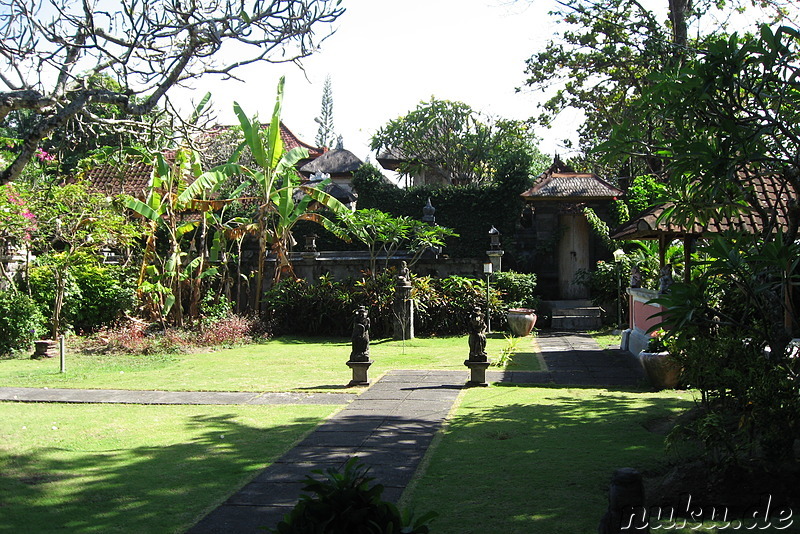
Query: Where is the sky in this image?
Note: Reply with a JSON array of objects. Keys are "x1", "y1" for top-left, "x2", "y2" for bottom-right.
[{"x1": 174, "y1": 0, "x2": 578, "y2": 166}]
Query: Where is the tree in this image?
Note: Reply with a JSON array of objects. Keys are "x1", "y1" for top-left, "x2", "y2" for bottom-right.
[
  {"x1": 371, "y1": 99, "x2": 544, "y2": 187},
  {"x1": 314, "y1": 75, "x2": 336, "y2": 148},
  {"x1": 600, "y1": 25, "x2": 800, "y2": 243},
  {"x1": 123, "y1": 147, "x2": 225, "y2": 327},
  {"x1": 519, "y1": 0, "x2": 797, "y2": 175},
  {"x1": 29, "y1": 181, "x2": 137, "y2": 338},
  {"x1": 342, "y1": 208, "x2": 457, "y2": 276},
  {"x1": 232, "y1": 100, "x2": 349, "y2": 300},
  {"x1": 598, "y1": 26, "x2": 800, "y2": 466},
  {"x1": 219, "y1": 77, "x2": 350, "y2": 310},
  {"x1": 0, "y1": 0, "x2": 345, "y2": 185}
]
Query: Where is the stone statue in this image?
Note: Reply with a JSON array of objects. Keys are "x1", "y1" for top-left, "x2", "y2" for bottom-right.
[
  {"x1": 658, "y1": 265, "x2": 674, "y2": 294},
  {"x1": 396, "y1": 260, "x2": 411, "y2": 287},
  {"x1": 349, "y1": 306, "x2": 370, "y2": 362},
  {"x1": 629, "y1": 263, "x2": 642, "y2": 289},
  {"x1": 468, "y1": 306, "x2": 488, "y2": 362}
]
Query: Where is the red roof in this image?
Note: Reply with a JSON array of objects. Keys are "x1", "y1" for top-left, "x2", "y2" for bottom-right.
[
  {"x1": 195, "y1": 122, "x2": 324, "y2": 158},
  {"x1": 84, "y1": 122, "x2": 322, "y2": 197},
  {"x1": 610, "y1": 170, "x2": 790, "y2": 240}
]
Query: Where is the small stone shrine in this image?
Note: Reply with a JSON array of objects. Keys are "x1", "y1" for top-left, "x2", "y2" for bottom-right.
[
  {"x1": 464, "y1": 306, "x2": 490, "y2": 386},
  {"x1": 347, "y1": 306, "x2": 373, "y2": 385}
]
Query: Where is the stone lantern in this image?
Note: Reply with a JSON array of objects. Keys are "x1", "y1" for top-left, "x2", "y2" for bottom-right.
[{"x1": 487, "y1": 226, "x2": 504, "y2": 273}]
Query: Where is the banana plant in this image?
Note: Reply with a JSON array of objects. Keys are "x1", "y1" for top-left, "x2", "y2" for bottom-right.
[
  {"x1": 123, "y1": 147, "x2": 221, "y2": 326},
  {"x1": 225, "y1": 77, "x2": 352, "y2": 311}
]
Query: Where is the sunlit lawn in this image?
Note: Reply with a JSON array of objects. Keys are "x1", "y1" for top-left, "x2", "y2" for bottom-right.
[
  {"x1": 404, "y1": 385, "x2": 699, "y2": 533},
  {"x1": 0, "y1": 402, "x2": 340, "y2": 533},
  {"x1": 0, "y1": 334, "x2": 539, "y2": 392}
]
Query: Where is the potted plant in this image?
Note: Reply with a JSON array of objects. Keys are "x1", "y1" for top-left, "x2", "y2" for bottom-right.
[
  {"x1": 494, "y1": 271, "x2": 540, "y2": 337},
  {"x1": 638, "y1": 329, "x2": 681, "y2": 390}
]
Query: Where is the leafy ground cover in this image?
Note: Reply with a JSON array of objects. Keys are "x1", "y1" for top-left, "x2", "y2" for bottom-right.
[
  {"x1": 0, "y1": 334, "x2": 538, "y2": 392},
  {"x1": 0, "y1": 402, "x2": 340, "y2": 533}
]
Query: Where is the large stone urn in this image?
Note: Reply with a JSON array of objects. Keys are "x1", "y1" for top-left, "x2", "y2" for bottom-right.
[
  {"x1": 638, "y1": 351, "x2": 681, "y2": 390},
  {"x1": 506, "y1": 308, "x2": 537, "y2": 337}
]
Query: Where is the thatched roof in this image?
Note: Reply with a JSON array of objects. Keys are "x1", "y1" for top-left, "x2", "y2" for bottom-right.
[
  {"x1": 522, "y1": 158, "x2": 622, "y2": 202},
  {"x1": 300, "y1": 148, "x2": 363, "y2": 176}
]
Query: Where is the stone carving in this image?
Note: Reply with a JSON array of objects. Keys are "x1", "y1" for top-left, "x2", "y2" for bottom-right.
[
  {"x1": 597, "y1": 468, "x2": 649, "y2": 533},
  {"x1": 422, "y1": 198, "x2": 436, "y2": 224},
  {"x1": 396, "y1": 260, "x2": 411, "y2": 287},
  {"x1": 468, "y1": 306, "x2": 488, "y2": 362},
  {"x1": 629, "y1": 263, "x2": 641, "y2": 289},
  {"x1": 658, "y1": 265, "x2": 674, "y2": 294},
  {"x1": 349, "y1": 306, "x2": 370, "y2": 362}
]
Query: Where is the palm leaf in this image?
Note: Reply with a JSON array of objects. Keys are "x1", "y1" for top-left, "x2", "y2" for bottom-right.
[
  {"x1": 123, "y1": 196, "x2": 160, "y2": 222},
  {"x1": 234, "y1": 101, "x2": 267, "y2": 168}
]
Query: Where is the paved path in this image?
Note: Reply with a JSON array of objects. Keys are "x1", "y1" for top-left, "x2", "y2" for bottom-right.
[
  {"x1": 0, "y1": 387, "x2": 350, "y2": 405},
  {"x1": 188, "y1": 332, "x2": 645, "y2": 533},
  {"x1": 0, "y1": 331, "x2": 645, "y2": 533}
]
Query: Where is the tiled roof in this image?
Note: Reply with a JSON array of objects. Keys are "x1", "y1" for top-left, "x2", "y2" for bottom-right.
[
  {"x1": 521, "y1": 172, "x2": 623, "y2": 201},
  {"x1": 83, "y1": 161, "x2": 154, "y2": 198},
  {"x1": 84, "y1": 122, "x2": 321, "y2": 197},
  {"x1": 195, "y1": 122, "x2": 324, "y2": 157},
  {"x1": 610, "y1": 170, "x2": 790, "y2": 240}
]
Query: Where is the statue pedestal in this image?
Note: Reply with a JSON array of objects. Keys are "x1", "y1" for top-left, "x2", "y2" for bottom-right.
[
  {"x1": 464, "y1": 359, "x2": 491, "y2": 387},
  {"x1": 347, "y1": 360, "x2": 374, "y2": 386},
  {"x1": 32, "y1": 339, "x2": 57, "y2": 359},
  {"x1": 392, "y1": 284, "x2": 414, "y2": 340}
]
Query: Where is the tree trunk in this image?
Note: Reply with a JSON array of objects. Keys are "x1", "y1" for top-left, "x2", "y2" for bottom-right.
[{"x1": 668, "y1": 0, "x2": 690, "y2": 50}]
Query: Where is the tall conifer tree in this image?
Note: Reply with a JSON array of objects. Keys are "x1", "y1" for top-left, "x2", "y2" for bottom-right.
[{"x1": 314, "y1": 75, "x2": 336, "y2": 148}]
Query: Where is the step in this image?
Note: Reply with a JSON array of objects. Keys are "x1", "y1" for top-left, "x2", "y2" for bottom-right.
[
  {"x1": 552, "y1": 307, "x2": 602, "y2": 318},
  {"x1": 551, "y1": 315, "x2": 603, "y2": 330},
  {"x1": 546, "y1": 299, "x2": 594, "y2": 309}
]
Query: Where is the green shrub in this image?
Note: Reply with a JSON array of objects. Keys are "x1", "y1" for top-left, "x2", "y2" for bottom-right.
[
  {"x1": 263, "y1": 272, "x2": 504, "y2": 338},
  {"x1": 413, "y1": 274, "x2": 502, "y2": 335},
  {"x1": 0, "y1": 291, "x2": 46, "y2": 355},
  {"x1": 27, "y1": 256, "x2": 134, "y2": 334},
  {"x1": 71, "y1": 263, "x2": 135, "y2": 332},
  {"x1": 271, "y1": 458, "x2": 435, "y2": 534},
  {"x1": 492, "y1": 271, "x2": 539, "y2": 310},
  {"x1": 199, "y1": 293, "x2": 235, "y2": 328},
  {"x1": 264, "y1": 274, "x2": 356, "y2": 337}
]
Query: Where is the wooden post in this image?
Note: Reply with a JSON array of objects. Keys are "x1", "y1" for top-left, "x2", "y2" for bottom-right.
[{"x1": 59, "y1": 336, "x2": 66, "y2": 373}]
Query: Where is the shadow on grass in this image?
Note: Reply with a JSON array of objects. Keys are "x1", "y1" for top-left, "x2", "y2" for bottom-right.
[
  {"x1": 406, "y1": 388, "x2": 695, "y2": 534},
  {"x1": 0, "y1": 413, "x2": 323, "y2": 533},
  {"x1": 270, "y1": 335, "x2": 350, "y2": 346}
]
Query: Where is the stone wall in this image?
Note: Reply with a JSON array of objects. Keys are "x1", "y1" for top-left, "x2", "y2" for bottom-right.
[
  {"x1": 620, "y1": 287, "x2": 664, "y2": 355},
  {"x1": 286, "y1": 251, "x2": 484, "y2": 283},
  {"x1": 0, "y1": 250, "x2": 28, "y2": 291}
]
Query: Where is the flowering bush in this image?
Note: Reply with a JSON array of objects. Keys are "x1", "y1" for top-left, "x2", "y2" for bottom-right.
[
  {"x1": 0, "y1": 183, "x2": 37, "y2": 252},
  {"x1": 645, "y1": 328, "x2": 669, "y2": 352},
  {"x1": 86, "y1": 322, "x2": 191, "y2": 354}
]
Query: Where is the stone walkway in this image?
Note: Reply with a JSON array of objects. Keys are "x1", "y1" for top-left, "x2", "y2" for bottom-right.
[
  {"x1": 0, "y1": 387, "x2": 348, "y2": 405},
  {"x1": 187, "y1": 332, "x2": 645, "y2": 533},
  {"x1": 0, "y1": 331, "x2": 645, "y2": 533}
]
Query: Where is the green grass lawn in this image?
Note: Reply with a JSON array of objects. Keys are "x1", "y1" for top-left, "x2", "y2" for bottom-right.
[
  {"x1": 403, "y1": 384, "x2": 696, "y2": 533},
  {"x1": 0, "y1": 334, "x2": 539, "y2": 392},
  {"x1": 0, "y1": 402, "x2": 340, "y2": 533},
  {"x1": 589, "y1": 328, "x2": 623, "y2": 350}
]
